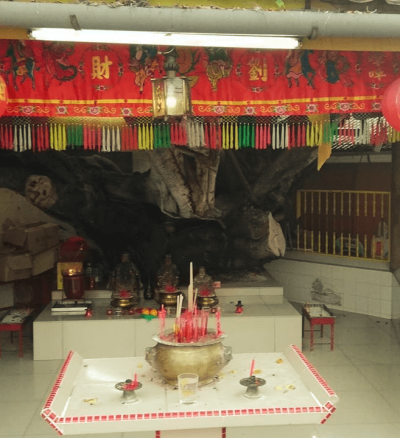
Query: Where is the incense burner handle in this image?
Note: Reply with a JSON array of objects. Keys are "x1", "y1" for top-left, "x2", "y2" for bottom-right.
[
  {"x1": 145, "y1": 346, "x2": 156, "y2": 368},
  {"x1": 224, "y1": 345, "x2": 233, "y2": 363}
]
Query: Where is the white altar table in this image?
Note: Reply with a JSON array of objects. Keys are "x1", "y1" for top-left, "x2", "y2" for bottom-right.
[{"x1": 41, "y1": 345, "x2": 338, "y2": 436}]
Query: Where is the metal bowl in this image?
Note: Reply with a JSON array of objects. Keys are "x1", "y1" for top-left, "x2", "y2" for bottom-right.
[{"x1": 146, "y1": 330, "x2": 232, "y2": 386}]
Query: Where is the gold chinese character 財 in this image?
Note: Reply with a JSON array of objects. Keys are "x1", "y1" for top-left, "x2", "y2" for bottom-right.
[
  {"x1": 92, "y1": 56, "x2": 113, "y2": 80},
  {"x1": 0, "y1": 82, "x2": 6, "y2": 101},
  {"x1": 248, "y1": 58, "x2": 268, "y2": 82}
]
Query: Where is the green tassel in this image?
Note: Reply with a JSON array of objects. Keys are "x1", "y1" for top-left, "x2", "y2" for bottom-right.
[
  {"x1": 154, "y1": 125, "x2": 159, "y2": 149},
  {"x1": 238, "y1": 124, "x2": 242, "y2": 149},
  {"x1": 250, "y1": 124, "x2": 255, "y2": 148},
  {"x1": 166, "y1": 123, "x2": 171, "y2": 148}
]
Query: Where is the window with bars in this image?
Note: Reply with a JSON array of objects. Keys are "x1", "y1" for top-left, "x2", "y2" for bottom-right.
[{"x1": 296, "y1": 190, "x2": 390, "y2": 261}]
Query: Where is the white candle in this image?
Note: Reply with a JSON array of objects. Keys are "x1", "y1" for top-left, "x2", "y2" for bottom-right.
[
  {"x1": 188, "y1": 262, "x2": 194, "y2": 313},
  {"x1": 188, "y1": 284, "x2": 193, "y2": 313}
]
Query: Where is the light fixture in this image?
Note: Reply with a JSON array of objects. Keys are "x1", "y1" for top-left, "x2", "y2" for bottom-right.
[
  {"x1": 151, "y1": 47, "x2": 191, "y2": 119},
  {"x1": 29, "y1": 28, "x2": 301, "y2": 50}
]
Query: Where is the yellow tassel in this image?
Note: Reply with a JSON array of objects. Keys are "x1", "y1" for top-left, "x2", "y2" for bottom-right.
[
  {"x1": 49, "y1": 123, "x2": 54, "y2": 149},
  {"x1": 235, "y1": 123, "x2": 239, "y2": 150},
  {"x1": 310, "y1": 122, "x2": 315, "y2": 147},
  {"x1": 63, "y1": 124, "x2": 67, "y2": 150},
  {"x1": 138, "y1": 125, "x2": 142, "y2": 150},
  {"x1": 58, "y1": 123, "x2": 62, "y2": 150},
  {"x1": 142, "y1": 124, "x2": 146, "y2": 150},
  {"x1": 306, "y1": 123, "x2": 310, "y2": 147},
  {"x1": 149, "y1": 124, "x2": 154, "y2": 150},
  {"x1": 222, "y1": 123, "x2": 226, "y2": 149},
  {"x1": 230, "y1": 122, "x2": 234, "y2": 150},
  {"x1": 54, "y1": 124, "x2": 59, "y2": 150}
]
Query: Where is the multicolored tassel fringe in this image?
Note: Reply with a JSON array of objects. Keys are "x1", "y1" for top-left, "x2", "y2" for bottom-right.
[{"x1": 1, "y1": 117, "x2": 399, "y2": 153}]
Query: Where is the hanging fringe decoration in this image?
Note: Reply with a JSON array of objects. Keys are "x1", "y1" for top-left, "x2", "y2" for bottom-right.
[{"x1": 1, "y1": 115, "x2": 399, "y2": 153}]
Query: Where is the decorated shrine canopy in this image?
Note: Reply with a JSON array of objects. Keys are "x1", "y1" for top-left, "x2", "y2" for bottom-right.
[{"x1": 1, "y1": 40, "x2": 400, "y2": 118}]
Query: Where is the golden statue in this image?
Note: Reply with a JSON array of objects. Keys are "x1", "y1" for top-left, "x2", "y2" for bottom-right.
[
  {"x1": 194, "y1": 266, "x2": 219, "y2": 309},
  {"x1": 111, "y1": 253, "x2": 140, "y2": 308}
]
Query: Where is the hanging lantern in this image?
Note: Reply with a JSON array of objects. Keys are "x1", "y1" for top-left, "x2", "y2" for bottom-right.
[
  {"x1": 0, "y1": 76, "x2": 8, "y2": 118},
  {"x1": 152, "y1": 47, "x2": 191, "y2": 119},
  {"x1": 381, "y1": 78, "x2": 400, "y2": 131}
]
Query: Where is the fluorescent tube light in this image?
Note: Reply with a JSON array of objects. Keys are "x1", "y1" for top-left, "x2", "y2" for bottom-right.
[{"x1": 29, "y1": 28, "x2": 301, "y2": 50}]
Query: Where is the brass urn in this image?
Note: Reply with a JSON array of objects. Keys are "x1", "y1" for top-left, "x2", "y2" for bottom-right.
[
  {"x1": 111, "y1": 295, "x2": 138, "y2": 309},
  {"x1": 196, "y1": 295, "x2": 219, "y2": 310},
  {"x1": 155, "y1": 289, "x2": 183, "y2": 308},
  {"x1": 145, "y1": 331, "x2": 232, "y2": 386}
]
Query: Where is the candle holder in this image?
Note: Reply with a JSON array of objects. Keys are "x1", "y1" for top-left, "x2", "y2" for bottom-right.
[
  {"x1": 115, "y1": 379, "x2": 142, "y2": 403},
  {"x1": 239, "y1": 375, "x2": 266, "y2": 399}
]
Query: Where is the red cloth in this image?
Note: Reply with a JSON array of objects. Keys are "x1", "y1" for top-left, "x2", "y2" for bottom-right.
[{"x1": 0, "y1": 41, "x2": 396, "y2": 117}]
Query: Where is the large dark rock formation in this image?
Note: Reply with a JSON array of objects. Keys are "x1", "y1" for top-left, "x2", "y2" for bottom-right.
[{"x1": 0, "y1": 146, "x2": 317, "y2": 286}]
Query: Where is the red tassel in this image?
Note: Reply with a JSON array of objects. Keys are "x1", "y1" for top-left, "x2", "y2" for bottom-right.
[
  {"x1": 255, "y1": 124, "x2": 259, "y2": 150},
  {"x1": 45, "y1": 124, "x2": 49, "y2": 150},
  {"x1": 215, "y1": 124, "x2": 221, "y2": 149},
  {"x1": 0, "y1": 124, "x2": 4, "y2": 150},
  {"x1": 90, "y1": 125, "x2": 94, "y2": 150},
  {"x1": 37, "y1": 125, "x2": 41, "y2": 152},
  {"x1": 41, "y1": 125, "x2": 45, "y2": 151},
  {"x1": 4, "y1": 125, "x2": 8, "y2": 149},
  {"x1": 287, "y1": 124, "x2": 292, "y2": 150}
]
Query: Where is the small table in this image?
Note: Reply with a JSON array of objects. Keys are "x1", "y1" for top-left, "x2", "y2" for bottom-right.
[
  {"x1": 0, "y1": 308, "x2": 33, "y2": 358},
  {"x1": 302, "y1": 304, "x2": 336, "y2": 352}
]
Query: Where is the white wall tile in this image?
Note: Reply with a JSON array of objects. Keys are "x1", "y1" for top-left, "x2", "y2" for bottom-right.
[
  {"x1": 355, "y1": 295, "x2": 368, "y2": 313},
  {"x1": 368, "y1": 284, "x2": 380, "y2": 299},
  {"x1": 332, "y1": 266, "x2": 345, "y2": 280},
  {"x1": 320, "y1": 265, "x2": 334, "y2": 279},
  {"x1": 380, "y1": 285, "x2": 393, "y2": 301},
  {"x1": 356, "y1": 282, "x2": 369, "y2": 298},
  {"x1": 380, "y1": 300, "x2": 392, "y2": 318},
  {"x1": 342, "y1": 267, "x2": 358, "y2": 282},
  {"x1": 367, "y1": 297, "x2": 381, "y2": 317},
  {"x1": 369, "y1": 270, "x2": 382, "y2": 285},
  {"x1": 344, "y1": 294, "x2": 356, "y2": 311},
  {"x1": 381, "y1": 271, "x2": 393, "y2": 287},
  {"x1": 343, "y1": 280, "x2": 357, "y2": 296},
  {"x1": 332, "y1": 279, "x2": 344, "y2": 292},
  {"x1": 392, "y1": 297, "x2": 400, "y2": 319}
]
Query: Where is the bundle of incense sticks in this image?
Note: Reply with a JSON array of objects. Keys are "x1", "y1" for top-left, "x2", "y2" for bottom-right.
[
  {"x1": 174, "y1": 307, "x2": 210, "y2": 343},
  {"x1": 158, "y1": 263, "x2": 224, "y2": 343}
]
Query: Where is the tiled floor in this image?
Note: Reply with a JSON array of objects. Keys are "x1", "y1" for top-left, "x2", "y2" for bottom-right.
[{"x1": 1, "y1": 305, "x2": 400, "y2": 438}]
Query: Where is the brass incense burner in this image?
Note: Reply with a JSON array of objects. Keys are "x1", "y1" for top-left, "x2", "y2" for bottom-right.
[
  {"x1": 156, "y1": 290, "x2": 183, "y2": 308},
  {"x1": 146, "y1": 330, "x2": 232, "y2": 386},
  {"x1": 196, "y1": 295, "x2": 219, "y2": 310}
]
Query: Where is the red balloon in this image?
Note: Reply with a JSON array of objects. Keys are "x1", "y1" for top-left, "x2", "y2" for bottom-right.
[
  {"x1": 0, "y1": 76, "x2": 8, "y2": 118},
  {"x1": 381, "y1": 78, "x2": 400, "y2": 131}
]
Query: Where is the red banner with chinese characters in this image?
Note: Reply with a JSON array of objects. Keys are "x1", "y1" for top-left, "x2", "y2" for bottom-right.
[{"x1": 0, "y1": 40, "x2": 399, "y2": 118}]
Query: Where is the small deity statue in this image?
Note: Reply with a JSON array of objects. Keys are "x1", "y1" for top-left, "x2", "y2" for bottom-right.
[
  {"x1": 111, "y1": 253, "x2": 140, "y2": 307},
  {"x1": 194, "y1": 266, "x2": 219, "y2": 309},
  {"x1": 156, "y1": 254, "x2": 180, "y2": 292},
  {"x1": 194, "y1": 266, "x2": 214, "y2": 297}
]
